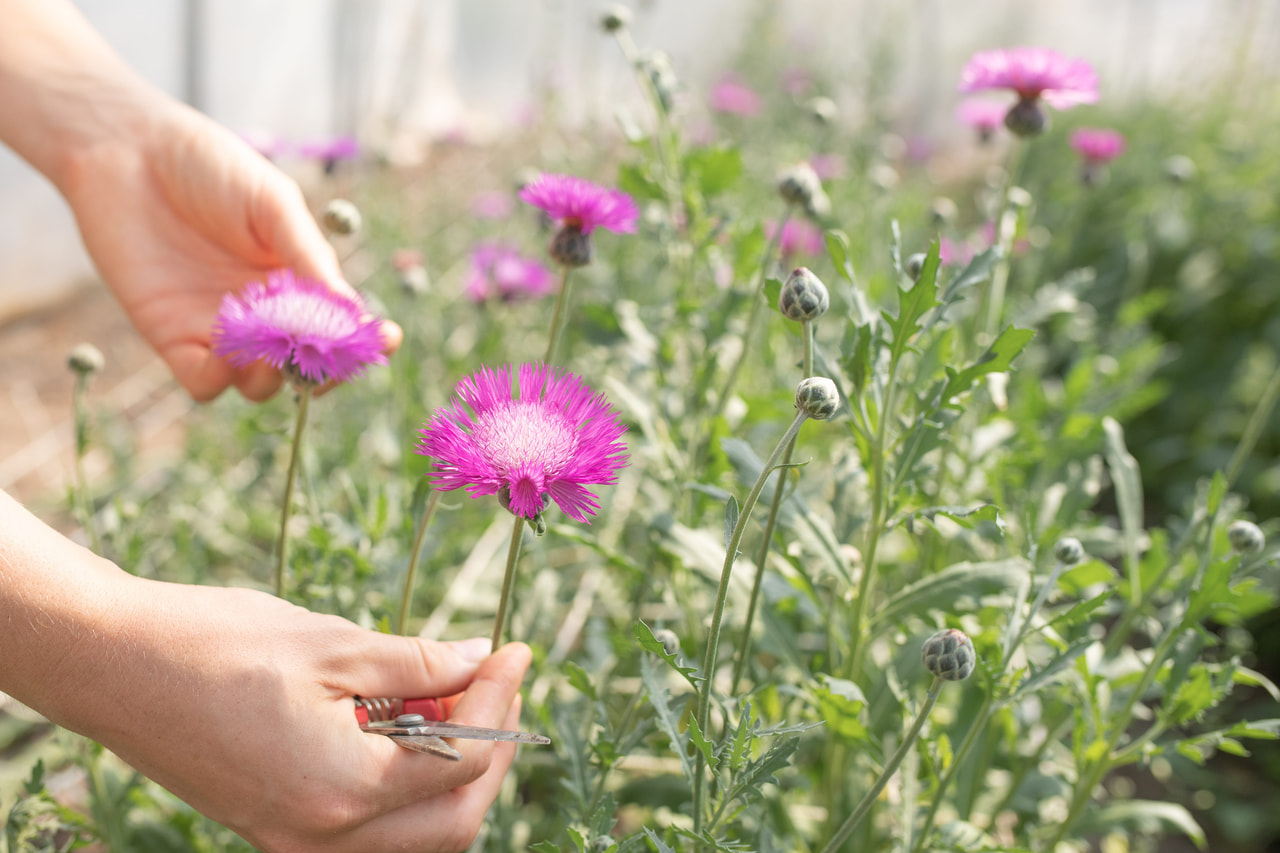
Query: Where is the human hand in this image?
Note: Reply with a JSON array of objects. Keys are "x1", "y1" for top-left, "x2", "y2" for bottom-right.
[
  {"x1": 55, "y1": 578, "x2": 531, "y2": 853},
  {"x1": 59, "y1": 100, "x2": 400, "y2": 403}
]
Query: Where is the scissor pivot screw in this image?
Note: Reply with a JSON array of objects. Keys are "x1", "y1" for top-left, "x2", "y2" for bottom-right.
[{"x1": 395, "y1": 713, "x2": 427, "y2": 726}]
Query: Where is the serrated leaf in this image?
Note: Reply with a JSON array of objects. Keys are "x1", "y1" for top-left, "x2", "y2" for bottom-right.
[
  {"x1": 639, "y1": 653, "x2": 693, "y2": 779},
  {"x1": 725, "y1": 737, "x2": 801, "y2": 806},
  {"x1": 938, "y1": 246, "x2": 999, "y2": 308},
  {"x1": 635, "y1": 621, "x2": 701, "y2": 688},
  {"x1": 871, "y1": 559, "x2": 1031, "y2": 629},
  {"x1": 684, "y1": 144, "x2": 742, "y2": 198},
  {"x1": 643, "y1": 827, "x2": 678, "y2": 853},
  {"x1": 814, "y1": 674, "x2": 868, "y2": 741},
  {"x1": 688, "y1": 716, "x2": 718, "y2": 771},
  {"x1": 1045, "y1": 591, "x2": 1113, "y2": 632},
  {"x1": 939, "y1": 326, "x2": 1036, "y2": 404},
  {"x1": 886, "y1": 240, "x2": 940, "y2": 361},
  {"x1": 724, "y1": 495, "x2": 740, "y2": 550},
  {"x1": 1085, "y1": 800, "x2": 1206, "y2": 850},
  {"x1": 1103, "y1": 417, "x2": 1144, "y2": 595},
  {"x1": 909, "y1": 504, "x2": 1005, "y2": 535},
  {"x1": 729, "y1": 702, "x2": 755, "y2": 772}
]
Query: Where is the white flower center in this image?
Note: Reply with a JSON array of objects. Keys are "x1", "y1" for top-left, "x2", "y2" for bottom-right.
[
  {"x1": 473, "y1": 401, "x2": 577, "y2": 475},
  {"x1": 258, "y1": 290, "x2": 358, "y2": 338}
]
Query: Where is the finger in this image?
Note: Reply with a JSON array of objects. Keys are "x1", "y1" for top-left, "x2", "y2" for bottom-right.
[
  {"x1": 379, "y1": 318, "x2": 403, "y2": 357},
  {"x1": 361, "y1": 643, "x2": 531, "y2": 807},
  {"x1": 343, "y1": 699, "x2": 523, "y2": 853},
  {"x1": 334, "y1": 635, "x2": 495, "y2": 702},
  {"x1": 232, "y1": 361, "x2": 285, "y2": 402},
  {"x1": 257, "y1": 175, "x2": 348, "y2": 294},
  {"x1": 163, "y1": 342, "x2": 234, "y2": 403}
]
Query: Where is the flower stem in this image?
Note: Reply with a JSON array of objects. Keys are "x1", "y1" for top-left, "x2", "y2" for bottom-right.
[
  {"x1": 397, "y1": 486, "x2": 443, "y2": 635},
  {"x1": 71, "y1": 374, "x2": 102, "y2": 555},
  {"x1": 821, "y1": 676, "x2": 944, "y2": 853},
  {"x1": 544, "y1": 267, "x2": 575, "y2": 364},
  {"x1": 980, "y1": 139, "x2": 1026, "y2": 344},
  {"x1": 730, "y1": 321, "x2": 815, "y2": 694},
  {"x1": 492, "y1": 513, "x2": 526, "y2": 652},
  {"x1": 693, "y1": 409, "x2": 811, "y2": 840},
  {"x1": 274, "y1": 385, "x2": 312, "y2": 599},
  {"x1": 1225, "y1": 363, "x2": 1280, "y2": 490}
]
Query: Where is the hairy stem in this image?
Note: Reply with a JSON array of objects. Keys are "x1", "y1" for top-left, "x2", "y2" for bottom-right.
[{"x1": 275, "y1": 385, "x2": 312, "y2": 599}]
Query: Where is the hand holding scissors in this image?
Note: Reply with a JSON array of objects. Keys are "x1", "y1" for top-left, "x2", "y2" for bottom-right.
[{"x1": 355, "y1": 696, "x2": 551, "y2": 760}]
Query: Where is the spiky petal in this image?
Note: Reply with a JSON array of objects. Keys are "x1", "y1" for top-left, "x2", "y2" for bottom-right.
[
  {"x1": 518, "y1": 174, "x2": 638, "y2": 235},
  {"x1": 958, "y1": 47, "x2": 1099, "y2": 110}
]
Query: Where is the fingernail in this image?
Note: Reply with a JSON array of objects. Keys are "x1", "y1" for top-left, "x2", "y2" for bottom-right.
[{"x1": 449, "y1": 637, "x2": 492, "y2": 663}]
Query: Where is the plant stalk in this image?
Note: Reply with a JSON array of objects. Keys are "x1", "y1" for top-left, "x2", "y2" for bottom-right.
[
  {"x1": 492, "y1": 513, "x2": 526, "y2": 652},
  {"x1": 544, "y1": 266, "x2": 575, "y2": 364},
  {"x1": 397, "y1": 486, "x2": 443, "y2": 635},
  {"x1": 275, "y1": 384, "x2": 313, "y2": 598}
]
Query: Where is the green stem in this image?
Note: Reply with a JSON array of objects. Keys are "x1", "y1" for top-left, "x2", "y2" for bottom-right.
[
  {"x1": 693, "y1": 410, "x2": 811, "y2": 840},
  {"x1": 909, "y1": 693, "x2": 991, "y2": 853},
  {"x1": 820, "y1": 677, "x2": 944, "y2": 853},
  {"x1": 544, "y1": 266, "x2": 575, "y2": 364},
  {"x1": 397, "y1": 487, "x2": 443, "y2": 635},
  {"x1": 730, "y1": 321, "x2": 815, "y2": 694},
  {"x1": 492, "y1": 513, "x2": 526, "y2": 652},
  {"x1": 980, "y1": 140, "x2": 1027, "y2": 344},
  {"x1": 1225, "y1": 363, "x2": 1280, "y2": 490},
  {"x1": 71, "y1": 375, "x2": 103, "y2": 555},
  {"x1": 274, "y1": 385, "x2": 312, "y2": 599}
]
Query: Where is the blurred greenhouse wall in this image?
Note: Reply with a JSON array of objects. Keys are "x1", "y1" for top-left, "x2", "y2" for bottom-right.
[{"x1": 0, "y1": 0, "x2": 1275, "y2": 320}]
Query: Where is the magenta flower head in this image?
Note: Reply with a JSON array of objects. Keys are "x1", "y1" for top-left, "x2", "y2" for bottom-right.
[
  {"x1": 519, "y1": 173, "x2": 638, "y2": 267},
  {"x1": 766, "y1": 219, "x2": 824, "y2": 261},
  {"x1": 1070, "y1": 127, "x2": 1125, "y2": 164},
  {"x1": 959, "y1": 47, "x2": 1098, "y2": 137},
  {"x1": 297, "y1": 135, "x2": 360, "y2": 174},
  {"x1": 417, "y1": 364, "x2": 629, "y2": 523},
  {"x1": 710, "y1": 73, "x2": 762, "y2": 117},
  {"x1": 211, "y1": 270, "x2": 387, "y2": 386},
  {"x1": 465, "y1": 243, "x2": 556, "y2": 303},
  {"x1": 955, "y1": 99, "x2": 1007, "y2": 143}
]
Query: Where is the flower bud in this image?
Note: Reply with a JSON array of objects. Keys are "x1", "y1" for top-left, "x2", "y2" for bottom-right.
[
  {"x1": 640, "y1": 51, "x2": 679, "y2": 113},
  {"x1": 1053, "y1": 536, "x2": 1085, "y2": 565},
  {"x1": 779, "y1": 267, "x2": 829, "y2": 322},
  {"x1": 1163, "y1": 155, "x2": 1196, "y2": 185},
  {"x1": 795, "y1": 377, "x2": 839, "y2": 420},
  {"x1": 1228, "y1": 520, "x2": 1265, "y2": 555},
  {"x1": 322, "y1": 198, "x2": 362, "y2": 236},
  {"x1": 1004, "y1": 98, "x2": 1048, "y2": 138},
  {"x1": 599, "y1": 5, "x2": 630, "y2": 32},
  {"x1": 929, "y1": 197, "x2": 958, "y2": 227},
  {"x1": 922, "y1": 628, "x2": 975, "y2": 681},
  {"x1": 67, "y1": 343, "x2": 105, "y2": 376},
  {"x1": 805, "y1": 95, "x2": 837, "y2": 125},
  {"x1": 548, "y1": 225, "x2": 593, "y2": 268},
  {"x1": 904, "y1": 252, "x2": 926, "y2": 281},
  {"x1": 776, "y1": 162, "x2": 823, "y2": 210},
  {"x1": 398, "y1": 265, "x2": 430, "y2": 295},
  {"x1": 652, "y1": 628, "x2": 680, "y2": 657}
]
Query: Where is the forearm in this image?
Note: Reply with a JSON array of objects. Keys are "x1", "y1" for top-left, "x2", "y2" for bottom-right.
[
  {"x1": 0, "y1": 0, "x2": 171, "y2": 191},
  {"x1": 0, "y1": 488, "x2": 141, "y2": 734}
]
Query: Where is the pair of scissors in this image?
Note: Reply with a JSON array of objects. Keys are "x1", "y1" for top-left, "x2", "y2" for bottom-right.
[{"x1": 354, "y1": 697, "x2": 551, "y2": 761}]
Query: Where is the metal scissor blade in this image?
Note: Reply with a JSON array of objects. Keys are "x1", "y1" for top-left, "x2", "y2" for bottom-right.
[
  {"x1": 388, "y1": 734, "x2": 462, "y2": 761},
  {"x1": 362, "y1": 720, "x2": 551, "y2": 746}
]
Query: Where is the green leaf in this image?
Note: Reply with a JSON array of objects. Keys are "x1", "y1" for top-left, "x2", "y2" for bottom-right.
[
  {"x1": 814, "y1": 674, "x2": 868, "y2": 741},
  {"x1": 638, "y1": 653, "x2": 693, "y2": 780},
  {"x1": 729, "y1": 702, "x2": 755, "y2": 772},
  {"x1": 1058, "y1": 559, "x2": 1117, "y2": 594},
  {"x1": 635, "y1": 621, "x2": 701, "y2": 688},
  {"x1": 1103, "y1": 417, "x2": 1145, "y2": 595},
  {"x1": 938, "y1": 246, "x2": 999, "y2": 308},
  {"x1": 1011, "y1": 639, "x2": 1095, "y2": 699},
  {"x1": 871, "y1": 559, "x2": 1031, "y2": 629},
  {"x1": 1045, "y1": 591, "x2": 1113, "y2": 633},
  {"x1": 688, "y1": 716, "x2": 718, "y2": 771},
  {"x1": 567, "y1": 826, "x2": 587, "y2": 852},
  {"x1": 886, "y1": 240, "x2": 940, "y2": 361},
  {"x1": 617, "y1": 162, "x2": 665, "y2": 203},
  {"x1": 825, "y1": 229, "x2": 858, "y2": 285},
  {"x1": 643, "y1": 827, "x2": 678, "y2": 853},
  {"x1": 1165, "y1": 665, "x2": 1217, "y2": 725},
  {"x1": 723, "y1": 495, "x2": 740, "y2": 550},
  {"x1": 564, "y1": 660, "x2": 597, "y2": 701},
  {"x1": 684, "y1": 144, "x2": 742, "y2": 198},
  {"x1": 763, "y1": 277, "x2": 783, "y2": 314},
  {"x1": 1085, "y1": 800, "x2": 1206, "y2": 850},
  {"x1": 530, "y1": 842, "x2": 561, "y2": 853},
  {"x1": 1207, "y1": 470, "x2": 1228, "y2": 516},
  {"x1": 907, "y1": 504, "x2": 1005, "y2": 535},
  {"x1": 1233, "y1": 667, "x2": 1280, "y2": 702},
  {"x1": 938, "y1": 326, "x2": 1036, "y2": 405}
]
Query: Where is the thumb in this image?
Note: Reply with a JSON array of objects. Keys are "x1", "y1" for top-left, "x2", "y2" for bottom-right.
[{"x1": 336, "y1": 635, "x2": 494, "y2": 702}]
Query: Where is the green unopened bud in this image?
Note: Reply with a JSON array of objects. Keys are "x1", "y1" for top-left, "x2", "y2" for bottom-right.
[
  {"x1": 779, "y1": 267, "x2": 829, "y2": 321},
  {"x1": 652, "y1": 628, "x2": 680, "y2": 657},
  {"x1": 1053, "y1": 536, "x2": 1085, "y2": 565},
  {"x1": 549, "y1": 225, "x2": 593, "y2": 268},
  {"x1": 930, "y1": 197, "x2": 958, "y2": 227},
  {"x1": 776, "y1": 162, "x2": 823, "y2": 209},
  {"x1": 795, "y1": 377, "x2": 839, "y2": 420},
  {"x1": 322, "y1": 198, "x2": 362, "y2": 236},
  {"x1": 922, "y1": 628, "x2": 975, "y2": 681},
  {"x1": 599, "y1": 5, "x2": 630, "y2": 32},
  {"x1": 904, "y1": 252, "x2": 926, "y2": 280},
  {"x1": 1163, "y1": 155, "x2": 1196, "y2": 185},
  {"x1": 1228, "y1": 520, "x2": 1265, "y2": 555},
  {"x1": 806, "y1": 96, "x2": 837, "y2": 125},
  {"x1": 1004, "y1": 98, "x2": 1048, "y2": 138},
  {"x1": 68, "y1": 343, "x2": 105, "y2": 376}
]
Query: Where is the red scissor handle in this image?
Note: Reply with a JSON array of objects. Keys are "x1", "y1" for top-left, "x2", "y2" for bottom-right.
[{"x1": 353, "y1": 697, "x2": 444, "y2": 726}]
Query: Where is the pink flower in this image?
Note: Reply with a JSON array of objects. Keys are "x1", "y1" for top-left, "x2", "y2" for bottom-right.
[
  {"x1": 297, "y1": 135, "x2": 360, "y2": 162},
  {"x1": 518, "y1": 173, "x2": 638, "y2": 235},
  {"x1": 211, "y1": 270, "x2": 386, "y2": 385},
  {"x1": 240, "y1": 129, "x2": 287, "y2": 159},
  {"x1": 465, "y1": 243, "x2": 556, "y2": 303},
  {"x1": 417, "y1": 364, "x2": 628, "y2": 522},
  {"x1": 471, "y1": 191, "x2": 515, "y2": 220},
  {"x1": 767, "y1": 220, "x2": 824, "y2": 260},
  {"x1": 939, "y1": 237, "x2": 974, "y2": 267},
  {"x1": 1070, "y1": 127, "x2": 1125, "y2": 163},
  {"x1": 710, "y1": 73, "x2": 762, "y2": 117},
  {"x1": 959, "y1": 47, "x2": 1098, "y2": 110}
]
